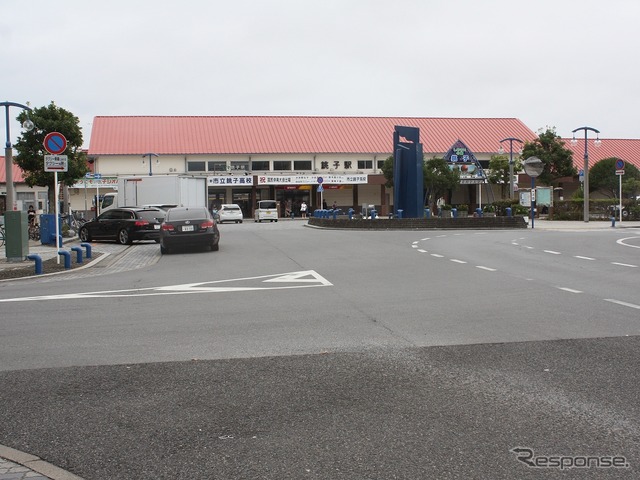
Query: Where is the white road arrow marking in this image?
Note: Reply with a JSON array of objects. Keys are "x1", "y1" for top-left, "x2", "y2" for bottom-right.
[{"x1": 0, "y1": 270, "x2": 332, "y2": 303}]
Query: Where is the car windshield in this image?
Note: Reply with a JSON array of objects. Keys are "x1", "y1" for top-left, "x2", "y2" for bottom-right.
[
  {"x1": 224, "y1": 206, "x2": 240, "y2": 211},
  {"x1": 259, "y1": 201, "x2": 276, "y2": 209},
  {"x1": 167, "y1": 208, "x2": 208, "y2": 220}
]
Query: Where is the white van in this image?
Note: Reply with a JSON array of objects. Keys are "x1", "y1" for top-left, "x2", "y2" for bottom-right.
[{"x1": 254, "y1": 200, "x2": 278, "y2": 222}]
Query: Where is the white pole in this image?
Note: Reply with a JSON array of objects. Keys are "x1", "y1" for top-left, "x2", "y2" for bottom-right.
[
  {"x1": 54, "y1": 171, "x2": 60, "y2": 264},
  {"x1": 619, "y1": 173, "x2": 623, "y2": 223}
]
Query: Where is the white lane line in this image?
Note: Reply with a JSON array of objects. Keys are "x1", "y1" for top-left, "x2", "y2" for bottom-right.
[
  {"x1": 557, "y1": 287, "x2": 583, "y2": 294},
  {"x1": 574, "y1": 255, "x2": 596, "y2": 261},
  {"x1": 617, "y1": 237, "x2": 640, "y2": 249},
  {"x1": 544, "y1": 250, "x2": 562, "y2": 255},
  {"x1": 417, "y1": 249, "x2": 428, "y2": 253},
  {"x1": 431, "y1": 254, "x2": 444, "y2": 258},
  {"x1": 611, "y1": 262, "x2": 638, "y2": 268},
  {"x1": 412, "y1": 241, "x2": 419, "y2": 245},
  {"x1": 450, "y1": 259, "x2": 467, "y2": 264},
  {"x1": 524, "y1": 246, "x2": 534, "y2": 249},
  {"x1": 421, "y1": 237, "x2": 430, "y2": 241},
  {"x1": 411, "y1": 244, "x2": 418, "y2": 248},
  {"x1": 512, "y1": 242, "x2": 519, "y2": 246},
  {"x1": 436, "y1": 234, "x2": 447, "y2": 238},
  {"x1": 476, "y1": 266, "x2": 497, "y2": 272},
  {"x1": 604, "y1": 299, "x2": 640, "y2": 310}
]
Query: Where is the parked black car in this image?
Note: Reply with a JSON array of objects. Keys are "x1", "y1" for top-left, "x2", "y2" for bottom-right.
[
  {"x1": 159, "y1": 206, "x2": 220, "y2": 254},
  {"x1": 78, "y1": 207, "x2": 165, "y2": 245}
]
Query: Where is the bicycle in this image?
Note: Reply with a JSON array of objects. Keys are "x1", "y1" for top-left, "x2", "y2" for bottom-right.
[
  {"x1": 28, "y1": 222, "x2": 40, "y2": 241},
  {"x1": 0, "y1": 224, "x2": 5, "y2": 247}
]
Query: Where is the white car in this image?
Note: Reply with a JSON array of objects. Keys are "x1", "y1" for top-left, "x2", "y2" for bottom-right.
[{"x1": 217, "y1": 204, "x2": 244, "y2": 223}]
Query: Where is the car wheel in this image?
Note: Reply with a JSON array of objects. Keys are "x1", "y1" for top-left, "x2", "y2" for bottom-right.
[
  {"x1": 211, "y1": 241, "x2": 219, "y2": 252},
  {"x1": 160, "y1": 244, "x2": 169, "y2": 254},
  {"x1": 79, "y1": 227, "x2": 91, "y2": 242},
  {"x1": 155, "y1": 238, "x2": 160, "y2": 243},
  {"x1": 118, "y1": 228, "x2": 132, "y2": 245},
  {"x1": 239, "y1": 220, "x2": 243, "y2": 223}
]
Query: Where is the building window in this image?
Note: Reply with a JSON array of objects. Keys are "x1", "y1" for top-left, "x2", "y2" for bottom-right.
[
  {"x1": 293, "y1": 160, "x2": 312, "y2": 171},
  {"x1": 377, "y1": 160, "x2": 385, "y2": 169},
  {"x1": 358, "y1": 160, "x2": 373, "y2": 169},
  {"x1": 251, "y1": 160, "x2": 270, "y2": 171},
  {"x1": 188, "y1": 161, "x2": 206, "y2": 172},
  {"x1": 230, "y1": 161, "x2": 249, "y2": 171},
  {"x1": 208, "y1": 162, "x2": 227, "y2": 172},
  {"x1": 273, "y1": 161, "x2": 291, "y2": 171}
]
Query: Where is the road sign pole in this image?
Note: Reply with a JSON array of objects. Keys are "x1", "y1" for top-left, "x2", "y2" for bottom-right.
[
  {"x1": 619, "y1": 173, "x2": 623, "y2": 223},
  {"x1": 54, "y1": 171, "x2": 60, "y2": 263}
]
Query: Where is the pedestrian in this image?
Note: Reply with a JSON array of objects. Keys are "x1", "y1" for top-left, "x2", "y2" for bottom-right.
[
  {"x1": 300, "y1": 201, "x2": 308, "y2": 219},
  {"x1": 332, "y1": 201, "x2": 337, "y2": 210},
  {"x1": 323, "y1": 199, "x2": 328, "y2": 210},
  {"x1": 27, "y1": 205, "x2": 36, "y2": 225}
]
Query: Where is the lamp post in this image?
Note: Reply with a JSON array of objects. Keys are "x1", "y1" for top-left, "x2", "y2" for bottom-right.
[
  {"x1": 2, "y1": 101, "x2": 34, "y2": 211},
  {"x1": 523, "y1": 156, "x2": 544, "y2": 229},
  {"x1": 498, "y1": 137, "x2": 524, "y2": 199},
  {"x1": 142, "y1": 152, "x2": 159, "y2": 176},
  {"x1": 571, "y1": 127, "x2": 601, "y2": 223}
]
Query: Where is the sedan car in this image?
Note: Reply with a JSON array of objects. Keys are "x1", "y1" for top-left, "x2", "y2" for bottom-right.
[
  {"x1": 159, "y1": 206, "x2": 220, "y2": 254},
  {"x1": 216, "y1": 204, "x2": 244, "y2": 223},
  {"x1": 78, "y1": 207, "x2": 165, "y2": 245}
]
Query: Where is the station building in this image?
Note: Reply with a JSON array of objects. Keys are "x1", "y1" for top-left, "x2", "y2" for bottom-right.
[
  {"x1": 3, "y1": 117, "x2": 640, "y2": 217},
  {"x1": 80, "y1": 116, "x2": 536, "y2": 217}
]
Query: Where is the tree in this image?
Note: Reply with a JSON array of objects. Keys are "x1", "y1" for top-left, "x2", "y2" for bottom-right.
[
  {"x1": 589, "y1": 157, "x2": 640, "y2": 198},
  {"x1": 520, "y1": 127, "x2": 575, "y2": 186},
  {"x1": 13, "y1": 102, "x2": 87, "y2": 210},
  {"x1": 423, "y1": 156, "x2": 460, "y2": 209},
  {"x1": 381, "y1": 156, "x2": 394, "y2": 188},
  {"x1": 381, "y1": 155, "x2": 460, "y2": 209},
  {"x1": 488, "y1": 154, "x2": 522, "y2": 198}
]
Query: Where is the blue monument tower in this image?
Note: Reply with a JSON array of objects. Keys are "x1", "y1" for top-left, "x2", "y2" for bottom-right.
[{"x1": 393, "y1": 126, "x2": 424, "y2": 218}]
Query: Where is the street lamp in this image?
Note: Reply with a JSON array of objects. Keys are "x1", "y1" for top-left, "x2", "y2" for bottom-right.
[
  {"x1": 2, "y1": 101, "x2": 34, "y2": 211},
  {"x1": 498, "y1": 137, "x2": 524, "y2": 199},
  {"x1": 523, "y1": 156, "x2": 544, "y2": 229},
  {"x1": 142, "y1": 152, "x2": 159, "y2": 176},
  {"x1": 571, "y1": 127, "x2": 601, "y2": 223}
]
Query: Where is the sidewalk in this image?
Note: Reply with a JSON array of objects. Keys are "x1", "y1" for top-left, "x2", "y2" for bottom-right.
[{"x1": 529, "y1": 219, "x2": 640, "y2": 230}]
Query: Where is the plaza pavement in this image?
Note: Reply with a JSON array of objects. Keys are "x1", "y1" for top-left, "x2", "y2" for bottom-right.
[{"x1": 0, "y1": 218, "x2": 639, "y2": 479}]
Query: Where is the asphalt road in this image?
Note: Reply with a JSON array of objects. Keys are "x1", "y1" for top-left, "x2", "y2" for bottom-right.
[{"x1": 0, "y1": 222, "x2": 639, "y2": 479}]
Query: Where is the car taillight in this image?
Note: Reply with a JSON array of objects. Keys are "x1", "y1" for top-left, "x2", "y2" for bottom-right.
[
  {"x1": 161, "y1": 224, "x2": 175, "y2": 231},
  {"x1": 201, "y1": 220, "x2": 214, "y2": 229},
  {"x1": 134, "y1": 220, "x2": 149, "y2": 227}
]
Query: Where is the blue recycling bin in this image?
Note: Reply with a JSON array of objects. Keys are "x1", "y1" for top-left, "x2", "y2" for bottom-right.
[
  {"x1": 452, "y1": 208, "x2": 458, "y2": 218},
  {"x1": 40, "y1": 214, "x2": 62, "y2": 245},
  {"x1": 424, "y1": 208, "x2": 431, "y2": 219},
  {"x1": 506, "y1": 207, "x2": 512, "y2": 217}
]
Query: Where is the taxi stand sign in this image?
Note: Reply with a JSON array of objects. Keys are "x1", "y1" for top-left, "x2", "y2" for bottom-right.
[{"x1": 44, "y1": 155, "x2": 69, "y2": 172}]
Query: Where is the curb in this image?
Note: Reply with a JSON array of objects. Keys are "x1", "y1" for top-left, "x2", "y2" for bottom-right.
[{"x1": 0, "y1": 445, "x2": 84, "y2": 480}]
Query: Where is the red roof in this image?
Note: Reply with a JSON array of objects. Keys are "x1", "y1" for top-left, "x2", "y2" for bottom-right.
[
  {"x1": 0, "y1": 159, "x2": 26, "y2": 183},
  {"x1": 562, "y1": 138, "x2": 640, "y2": 170},
  {"x1": 88, "y1": 116, "x2": 537, "y2": 156}
]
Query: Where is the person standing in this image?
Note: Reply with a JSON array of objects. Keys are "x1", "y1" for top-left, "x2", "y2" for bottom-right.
[
  {"x1": 27, "y1": 205, "x2": 36, "y2": 225},
  {"x1": 300, "y1": 201, "x2": 308, "y2": 219}
]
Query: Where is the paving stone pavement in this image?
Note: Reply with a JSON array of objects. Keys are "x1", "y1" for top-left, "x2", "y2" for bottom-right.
[{"x1": 0, "y1": 456, "x2": 51, "y2": 479}]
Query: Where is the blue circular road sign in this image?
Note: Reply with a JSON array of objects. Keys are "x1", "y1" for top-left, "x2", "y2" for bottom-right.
[
  {"x1": 43, "y1": 132, "x2": 67, "y2": 155},
  {"x1": 615, "y1": 159, "x2": 625, "y2": 170}
]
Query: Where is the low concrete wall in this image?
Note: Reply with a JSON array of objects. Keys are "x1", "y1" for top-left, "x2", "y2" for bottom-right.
[{"x1": 308, "y1": 216, "x2": 528, "y2": 230}]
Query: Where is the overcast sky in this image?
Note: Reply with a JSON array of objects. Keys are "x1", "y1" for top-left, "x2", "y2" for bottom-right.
[{"x1": 3, "y1": 0, "x2": 639, "y2": 147}]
